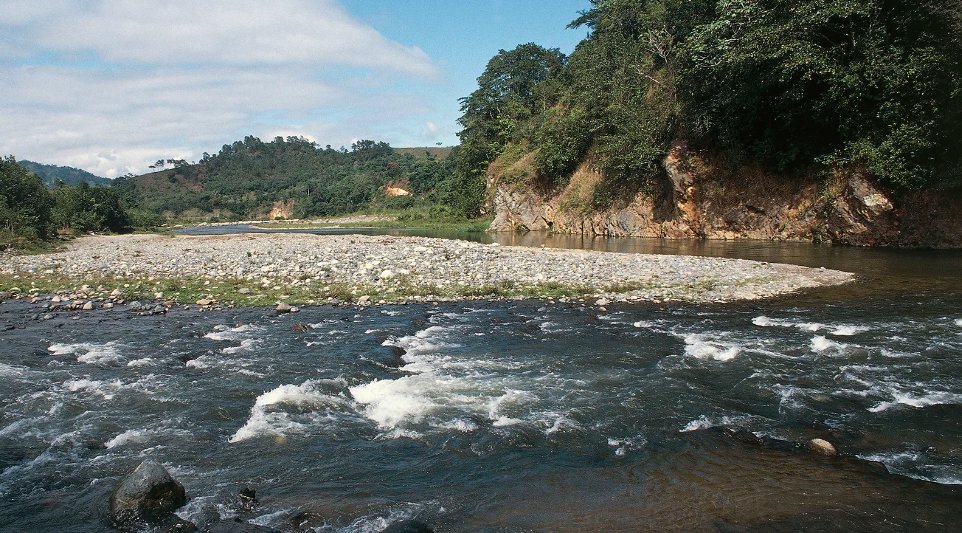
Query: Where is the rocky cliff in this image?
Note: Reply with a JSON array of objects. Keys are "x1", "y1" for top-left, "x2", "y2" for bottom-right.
[{"x1": 489, "y1": 144, "x2": 962, "y2": 248}]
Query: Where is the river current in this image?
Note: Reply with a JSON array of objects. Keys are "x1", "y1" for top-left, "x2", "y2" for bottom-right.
[{"x1": 2, "y1": 228, "x2": 961, "y2": 531}]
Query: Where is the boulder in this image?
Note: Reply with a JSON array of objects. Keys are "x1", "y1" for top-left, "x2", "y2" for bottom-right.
[
  {"x1": 809, "y1": 438, "x2": 838, "y2": 456},
  {"x1": 276, "y1": 302, "x2": 293, "y2": 314},
  {"x1": 82, "y1": 301, "x2": 95, "y2": 311},
  {"x1": 381, "y1": 520, "x2": 435, "y2": 533},
  {"x1": 110, "y1": 460, "x2": 187, "y2": 527},
  {"x1": 196, "y1": 299, "x2": 213, "y2": 306}
]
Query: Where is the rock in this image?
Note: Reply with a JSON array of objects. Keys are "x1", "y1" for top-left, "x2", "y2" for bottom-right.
[
  {"x1": 196, "y1": 299, "x2": 213, "y2": 306},
  {"x1": 150, "y1": 304, "x2": 167, "y2": 315},
  {"x1": 238, "y1": 287, "x2": 252, "y2": 294},
  {"x1": 808, "y1": 438, "x2": 838, "y2": 456},
  {"x1": 238, "y1": 486, "x2": 257, "y2": 510},
  {"x1": 0, "y1": 291, "x2": 11, "y2": 300},
  {"x1": 276, "y1": 302, "x2": 293, "y2": 314},
  {"x1": 2, "y1": 324, "x2": 14, "y2": 331},
  {"x1": 110, "y1": 460, "x2": 187, "y2": 527},
  {"x1": 159, "y1": 517, "x2": 198, "y2": 532},
  {"x1": 378, "y1": 269, "x2": 395, "y2": 280},
  {"x1": 207, "y1": 519, "x2": 278, "y2": 533},
  {"x1": 594, "y1": 297, "x2": 610, "y2": 306},
  {"x1": 129, "y1": 301, "x2": 143, "y2": 312},
  {"x1": 291, "y1": 323, "x2": 311, "y2": 332},
  {"x1": 82, "y1": 301, "x2": 95, "y2": 311},
  {"x1": 103, "y1": 302, "x2": 114, "y2": 309},
  {"x1": 110, "y1": 288, "x2": 123, "y2": 297},
  {"x1": 357, "y1": 295, "x2": 371, "y2": 305},
  {"x1": 51, "y1": 295, "x2": 62, "y2": 303},
  {"x1": 381, "y1": 520, "x2": 435, "y2": 533}
]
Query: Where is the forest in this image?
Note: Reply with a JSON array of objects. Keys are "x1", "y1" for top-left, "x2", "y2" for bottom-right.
[{"x1": 452, "y1": 0, "x2": 962, "y2": 216}]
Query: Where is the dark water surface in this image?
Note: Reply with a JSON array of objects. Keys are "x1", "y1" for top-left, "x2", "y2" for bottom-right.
[{"x1": 2, "y1": 229, "x2": 961, "y2": 531}]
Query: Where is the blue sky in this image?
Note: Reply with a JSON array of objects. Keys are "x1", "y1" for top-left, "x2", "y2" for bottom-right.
[{"x1": 0, "y1": 0, "x2": 590, "y2": 177}]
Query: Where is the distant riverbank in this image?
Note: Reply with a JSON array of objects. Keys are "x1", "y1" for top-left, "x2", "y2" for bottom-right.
[{"x1": 0, "y1": 233, "x2": 853, "y2": 307}]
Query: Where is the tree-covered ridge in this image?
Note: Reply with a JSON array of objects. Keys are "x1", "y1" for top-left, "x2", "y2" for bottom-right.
[
  {"x1": 455, "y1": 0, "x2": 962, "y2": 215},
  {"x1": 115, "y1": 136, "x2": 455, "y2": 221},
  {"x1": 1, "y1": 156, "x2": 131, "y2": 249},
  {"x1": 17, "y1": 160, "x2": 111, "y2": 187}
]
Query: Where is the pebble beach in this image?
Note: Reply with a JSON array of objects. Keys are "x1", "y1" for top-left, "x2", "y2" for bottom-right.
[{"x1": 1, "y1": 233, "x2": 854, "y2": 305}]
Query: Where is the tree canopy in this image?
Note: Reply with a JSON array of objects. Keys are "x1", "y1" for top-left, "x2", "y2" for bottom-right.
[{"x1": 453, "y1": 0, "x2": 962, "y2": 215}]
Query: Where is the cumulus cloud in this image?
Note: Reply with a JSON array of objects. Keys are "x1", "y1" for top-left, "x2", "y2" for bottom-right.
[{"x1": 0, "y1": 0, "x2": 441, "y2": 177}]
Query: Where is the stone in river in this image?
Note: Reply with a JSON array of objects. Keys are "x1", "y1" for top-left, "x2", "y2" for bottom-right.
[
  {"x1": 809, "y1": 438, "x2": 838, "y2": 456},
  {"x1": 276, "y1": 302, "x2": 293, "y2": 314},
  {"x1": 82, "y1": 301, "x2": 95, "y2": 311},
  {"x1": 110, "y1": 460, "x2": 187, "y2": 527}
]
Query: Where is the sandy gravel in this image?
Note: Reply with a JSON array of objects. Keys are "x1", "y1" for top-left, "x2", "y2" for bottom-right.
[{"x1": 2, "y1": 233, "x2": 854, "y2": 304}]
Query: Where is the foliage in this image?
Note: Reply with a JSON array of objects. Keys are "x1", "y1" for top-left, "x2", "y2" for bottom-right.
[
  {"x1": 447, "y1": 43, "x2": 568, "y2": 216},
  {"x1": 119, "y1": 136, "x2": 457, "y2": 221},
  {"x1": 1, "y1": 156, "x2": 133, "y2": 249},
  {"x1": 459, "y1": 0, "x2": 962, "y2": 212},
  {"x1": 51, "y1": 181, "x2": 131, "y2": 234},
  {"x1": 0, "y1": 156, "x2": 55, "y2": 247}
]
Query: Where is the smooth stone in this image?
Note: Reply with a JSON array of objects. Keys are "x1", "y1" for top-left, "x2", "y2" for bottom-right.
[
  {"x1": 110, "y1": 460, "x2": 187, "y2": 527},
  {"x1": 808, "y1": 438, "x2": 838, "y2": 456},
  {"x1": 82, "y1": 301, "x2": 95, "y2": 311},
  {"x1": 276, "y1": 302, "x2": 293, "y2": 314}
]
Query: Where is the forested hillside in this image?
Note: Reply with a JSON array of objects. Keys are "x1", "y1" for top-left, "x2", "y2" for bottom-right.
[
  {"x1": 454, "y1": 0, "x2": 962, "y2": 218},
  {"x1": 17, "y1": 160, "x2": 111, "y2": 187},
  {"x1": 114, "y1": 136, "x2": 456, "y2": 221}
]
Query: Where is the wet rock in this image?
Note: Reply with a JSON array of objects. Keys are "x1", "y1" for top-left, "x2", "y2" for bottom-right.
[
  {"x1": 110, "y1": 460, "x2": 187, "y2": 528},
  {"x1": 276, "y1": 302, "x2": 293, "y2": 314},
  {"x1": 381, "y1": 519, "x2": 435, "y2": 533},
  {"x1": 207, "y1": 519, "x2": 278, "y2": 532},
  {"x1": 159, "y1": 517, "x2": 198, "y2": 532},
  {"x1": 128, "y1": 301, "x2": 144, "y2": 312},
  {"x1": 387, "y1": 345, "x2": 407, "y2": 357},
  {"x1": 594, "y1": 297, "x2": 610, "y2": 306},
  {"x1": 82, "y1": 301, "x2": 95, "y2": 311},
  {"x1": 238, "y1": 486, "x2": 257, "y2": 511},
  {"x1": 809, "y1": 438, "x2": 838, "y2": 456},
  {"x1": 0, "y1": 291, "x2": 11, "y2": 300},
  {"x1": 291, "y1": 323, "x2": 311, "y2": 332}
]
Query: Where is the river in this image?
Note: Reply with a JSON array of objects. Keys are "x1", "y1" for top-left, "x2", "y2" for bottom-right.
[{"x1": 2, "y1": 227, "x2": 961, "y2": 531}]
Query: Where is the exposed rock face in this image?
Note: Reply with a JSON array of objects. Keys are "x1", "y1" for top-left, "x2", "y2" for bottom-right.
[
  {"x1": 489, "y1": 143, "x2": 962, "y2": 248},
  {"x1": 111, "y1": 460, "x2": 187, "y2": 528}
]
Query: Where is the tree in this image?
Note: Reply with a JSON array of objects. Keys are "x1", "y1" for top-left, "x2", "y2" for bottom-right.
[
  {"x1": 446, "y1": 43, "x2": 567, "y2": 217},
  {"x1": 0, "y1": 156, "x2": 54, "y2": 245}
]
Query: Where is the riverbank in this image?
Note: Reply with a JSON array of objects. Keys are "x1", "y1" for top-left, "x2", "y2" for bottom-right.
[{"x1": 0, "y1": 233, "x2": 853, "y2": 307}]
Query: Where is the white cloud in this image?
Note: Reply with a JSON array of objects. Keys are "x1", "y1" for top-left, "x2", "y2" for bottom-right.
[{"x1": 0, "y1": 0, "x2": 441, "y2": 177}]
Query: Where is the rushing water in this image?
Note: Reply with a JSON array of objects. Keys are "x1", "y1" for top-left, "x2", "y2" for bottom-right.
[{"x1": 2, "y1": 230, "x2": 962, "y2": 531}]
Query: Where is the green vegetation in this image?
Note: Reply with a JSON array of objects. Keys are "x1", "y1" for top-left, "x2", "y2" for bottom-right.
[
  {"x1": 17, "y1": 160, "x2": 111, "y2": 187},
  {"x1": 1, "y1": 156, "x2": 132, "y2": 250},
  {"x1": 114, "y1": 136, "x2": 457, "y2": 223},
  {"x1": 454, "y1": 0, "x2": 962, "y2": 215}
]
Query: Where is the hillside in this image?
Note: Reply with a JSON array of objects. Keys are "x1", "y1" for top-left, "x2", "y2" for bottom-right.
[
  {"x1": 113, "y1": 137, "x2": 456, "y2": 221},
  {"x1": 453, "y1": 1, "x2": 962, "y2": 246},
  {"x1": 18, "y1": 160, "x2": 111, "y2": 187}
]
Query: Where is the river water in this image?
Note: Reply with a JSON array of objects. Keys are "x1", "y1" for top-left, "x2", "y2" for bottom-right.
[{"x1": 2, "y1": 228, "x2": 961, "y2": 531}]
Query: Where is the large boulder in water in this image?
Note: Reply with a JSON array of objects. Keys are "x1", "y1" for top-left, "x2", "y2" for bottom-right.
[{"x1": 111, "y1": 460, "x2": 187, "y2": 527}]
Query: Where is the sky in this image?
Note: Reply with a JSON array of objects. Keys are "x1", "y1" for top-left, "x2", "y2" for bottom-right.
[{"x1": 0, "y1": 0, "x2": 591, "y2": 178}]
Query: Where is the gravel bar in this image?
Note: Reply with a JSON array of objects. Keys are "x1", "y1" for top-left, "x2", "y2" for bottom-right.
[{"x1": 2, "y1": 233, "x2": 854, "y2": 304}]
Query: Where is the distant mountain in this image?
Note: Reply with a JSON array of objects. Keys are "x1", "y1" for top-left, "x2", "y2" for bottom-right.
[{"x1": 18, "y1": 160, "x2": 111, "y2": 187}]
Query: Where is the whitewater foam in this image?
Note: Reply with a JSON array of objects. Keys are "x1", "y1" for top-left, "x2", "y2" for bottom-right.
[
  {"x1": 230, "y1": 381, "x2": 346, "y2": 443},
  {"x1": 204, "y1": 324, "x2": 256, "y2": 341},
  {"x1": 868, "y1": 390, "x2": 962, "y2": 412},
  {"x1": 682, "y1": 334, "x2": 741, "y2": 361},
  {"x1": 753, "y1": 316, "x2": 869, "y2": 336},
  {"x1": 49, "y1": 342, "x2": 125, "y2": 365},
  {"x1": 222, "y1": 338, "x2": 258, "y2": 354},
  {"x1": 811, "y1": 335, "x2": 845, "y2": 353}
]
